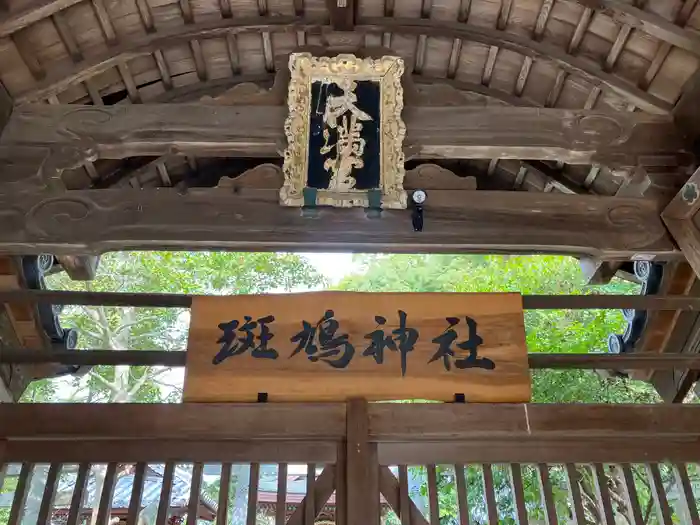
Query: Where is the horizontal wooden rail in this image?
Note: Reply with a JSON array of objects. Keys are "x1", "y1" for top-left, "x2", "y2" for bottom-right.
[
  {"x1": 0, "y1": 289, "x2": 698, "y2": 310},
  {"x1": 3, "y1": 349, "x2": 700, "y2": 370}
]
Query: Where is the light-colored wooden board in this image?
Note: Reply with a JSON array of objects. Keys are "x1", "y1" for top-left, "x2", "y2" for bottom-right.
[{"x1": 184, "y1": 292, "x2": 530, "y2": 403}]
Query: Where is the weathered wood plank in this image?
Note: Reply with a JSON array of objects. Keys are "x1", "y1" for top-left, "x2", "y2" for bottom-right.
[
  {"x1": 0, "y1": 403, "x2": 346, "y2": 439},
  {"x1": 0, "y1": 188, "x2": 677, "y2": 259},
  {"x1": 346, "y1": 399, "x2": 379, "y2": 525},
  {"x1": 0, "y1": 105, "x2": 685, "y2": 169},
  {"x1": 183, "y1": 293, "x2": 530, "y2": 403}
]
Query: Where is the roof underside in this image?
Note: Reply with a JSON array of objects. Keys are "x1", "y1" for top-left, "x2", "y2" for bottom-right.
[{"x1": 0, "y1": 0, "x2": 698, "y2": 195}]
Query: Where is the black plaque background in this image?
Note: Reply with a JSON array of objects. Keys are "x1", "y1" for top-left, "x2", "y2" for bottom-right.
[{"x1": 307, "y1": 80, "x2": 381, "y2": 191}]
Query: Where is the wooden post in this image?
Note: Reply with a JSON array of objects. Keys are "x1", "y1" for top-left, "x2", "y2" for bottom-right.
[{"x1": 346, "y1": 399, "x2": 379, "y2": 525}]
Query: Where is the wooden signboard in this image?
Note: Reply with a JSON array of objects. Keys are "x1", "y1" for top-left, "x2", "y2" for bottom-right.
[{"x1": 183, "y1": 292, "x2": 530, "y2": 403}]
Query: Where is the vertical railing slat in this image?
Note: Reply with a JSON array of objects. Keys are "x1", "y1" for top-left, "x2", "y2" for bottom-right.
[
  {"x1": 37, "y1": 463, "x2": 60, "y2": 524},
  {"x1": 156, "y1": 462, "x2": 175, "y2": 525},
  {"x1": 673, "y1": 463, "x2": 700, "y2": 525},
  {"x1": 305, "y1": 463, "x2": 316, "y2": 525},
  {"x1": 67, "y1": 463, "x2": 90, "y2": 525},
  {"x1": 247, "y1": 462, "x2": 260, "y2": 525},
  {"x1": 482, "y1": 464, "x2": 499, "y2": 525},
  {"x1": 509, "y1": 464, "x2": 528, "y2": 525},
  {"x1": 537, "y1": 464, "x2": 558, "y2": 525},
  {"x1": 620, "y1": 465, "x2": 644, "y2": 525},
  {"x1": 427, "y1": 465, "x2": 440, "y2": 525},
  {"x1": 276, "y1": 463, "x2": 288, "y2": 525},
  {"x1": 218, "y1": 464, "x2": 232, "y2": 525},
  {"x1": 127, "y1": 463, "x2": 146, "y2": 525},
  {"x1": 646, "y1": 464, "x2": 674, "y2": 525},
  {"x1": 8, "y1": 463, "x2": 32, "y2": 525},
  {"x1": 565, "y1": 464, "x2": 586, "y2": 525},
  {"x1": 186, "y1": 463, "x2": 203, "y2": 525},
  {"x1": 454, "y1": 465, "x2": 470, "y2": 525},
  {"x1": 96, "y1": 462, "x2": 117, "y2": 525},
  {"x1": 592, "y1": 464, "x2": 615, "y2": 525},
  {"x1": 399, "y1": 465, "x2": 411, "y2": 525},
  {"x1": 335, "y1": 445, "x2": 347, "y2": 525}
]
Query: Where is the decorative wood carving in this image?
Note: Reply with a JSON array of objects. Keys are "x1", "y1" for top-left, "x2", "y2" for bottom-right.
[
  {"x1": 662, "y1": 166, "x2": 700, "y2": 280},
  {"x1": 0, "y1": 188, "x2": 677, "y2": 259},
  {"x1": 1, "y1": 104, "x2": 686, "y2": 172},
  {"x1": 281, "y1": 53, "x2": 407, "y2": 208},
  {"x1": 217, "y1": 163, "x2": 284, "y2": 190},
  {"x1": 200, "y1": 69, "x2": 289, "y2": 106},
  {"x1": 403, "y1": 164, "x2": 477, "y2": 190}
]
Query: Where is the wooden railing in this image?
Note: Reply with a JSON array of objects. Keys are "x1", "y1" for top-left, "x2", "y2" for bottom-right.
[{"x1": 2, "y1": 402, "x2": 700, "y2": 525}]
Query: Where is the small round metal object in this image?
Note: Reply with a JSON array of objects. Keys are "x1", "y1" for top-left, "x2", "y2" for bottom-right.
[{"x1": 412, "y1": 189, "x2": 427, "y2": 205}]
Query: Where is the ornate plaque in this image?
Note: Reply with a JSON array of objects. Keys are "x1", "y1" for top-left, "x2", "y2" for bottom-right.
[{"x1": 281, "y1": 53, "x2": 407, "y2": 209}]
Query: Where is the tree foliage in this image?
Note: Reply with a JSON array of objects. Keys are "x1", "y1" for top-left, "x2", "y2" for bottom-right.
[
  {"x1": 337, "y1": 254, "x2": 659, "y2": 404},
  {"x1": 21, "y1": 251, "x2": 324, "y2": 404}
]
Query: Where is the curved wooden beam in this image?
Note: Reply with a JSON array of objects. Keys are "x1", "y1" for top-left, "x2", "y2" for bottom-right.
[
  {"x1": 357, "y1": 18, "x2": 672, "y2": 114},
  {"x1": 3, "y1": 0, "x2": 698, "y2": 55},
  {"x1": 16, "y1": 17, "x2": 671, "y2": 114},
  {"x1": 0, "y1": 0, "x2": 81, "y2": 38},
  {"x1": 15, "y1": 16, "x2": 311, "y2": 104}
]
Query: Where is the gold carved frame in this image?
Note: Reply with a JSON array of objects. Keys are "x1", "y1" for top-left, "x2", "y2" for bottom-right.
[{"x1": 280, "y1": 53, "x2": 407, "y2": 209}]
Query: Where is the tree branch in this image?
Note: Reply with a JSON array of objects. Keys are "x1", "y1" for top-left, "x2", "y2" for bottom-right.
[
  {"x1": 88, "y1": 370, "x2": 119, "y2": 393},
  {"x1": 127, "y1": 367, "x2": 172, "y2": 398}
]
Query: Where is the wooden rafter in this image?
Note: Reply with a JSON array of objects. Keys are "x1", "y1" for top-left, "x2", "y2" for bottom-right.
[
  {"x1": 2, "y1": 0, "x2": 696, "y2": 51},
  {"x1": 357, "y1": 18, "x2": 672, "y2": 114},
  {"x1": 6, "y1": 17, "x2": 673, "y2": 113}
]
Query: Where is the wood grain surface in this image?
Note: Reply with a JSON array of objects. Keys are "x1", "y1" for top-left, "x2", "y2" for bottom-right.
[{"x1": 183, "y1": 292, "x2": 529, "y2": 403}]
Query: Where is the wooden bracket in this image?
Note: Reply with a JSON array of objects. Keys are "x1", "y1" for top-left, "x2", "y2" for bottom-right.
[{"x1": 662, "y1": 165, "x2": 700, "y2": 279}]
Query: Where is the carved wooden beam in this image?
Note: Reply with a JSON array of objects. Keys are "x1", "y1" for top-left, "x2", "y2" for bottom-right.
[
  {"x1": 0, "y1": 186, "x2": 678, "y2": 259},
  {"x1": 662, "y1": 166, "x2": 700, "y2": 279},
  {"x1": 0, "y1": 104, "x2": 686, "y2": 188}
]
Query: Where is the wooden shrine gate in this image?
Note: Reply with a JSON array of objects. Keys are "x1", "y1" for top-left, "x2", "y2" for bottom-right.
[{"x1": 2, "y1": 401, "x2": 700, "y2": 525}]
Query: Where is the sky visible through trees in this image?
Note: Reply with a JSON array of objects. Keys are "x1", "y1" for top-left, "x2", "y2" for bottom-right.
[{"x1": 4, "y1": 251, "x2": 689, "y2": 525}]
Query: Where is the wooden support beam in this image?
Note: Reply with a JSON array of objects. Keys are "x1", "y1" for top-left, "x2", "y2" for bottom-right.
[
  {"x1": 0, "y1": 81, "x2": 11, "y2": 139},
  {"x1": 346, "y1": 399, "x2": 379, "y2": 525},
  {"x1": 0, "y1": 187, "x2": 677, "y2": 258},
  {"x1": 55, "y1": 255, "x2": 100, "y2": 281},
  {"x1": 579, "y1": 258, "x2": 625, "y2": 285},
  {"x1": 0, "y1": 105, "x2": 686, "y2": 174},
  {"x1": 0, "y1": 289, "x2": 696, "y2": 310},
  {"x1": 662, "y1": 166, "x2": 700, "y2": 279},
  {"x1": 674, "y1": 68, "x2": 700, "y2": 152},
  {"x1": 326, "y1": 0, "x2": 354, "y2": 30}
]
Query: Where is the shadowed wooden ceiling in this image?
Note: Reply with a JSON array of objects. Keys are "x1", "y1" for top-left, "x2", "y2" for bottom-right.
[{"x1": 0, "y1": 0, "x2": 698, "y2": 195}]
